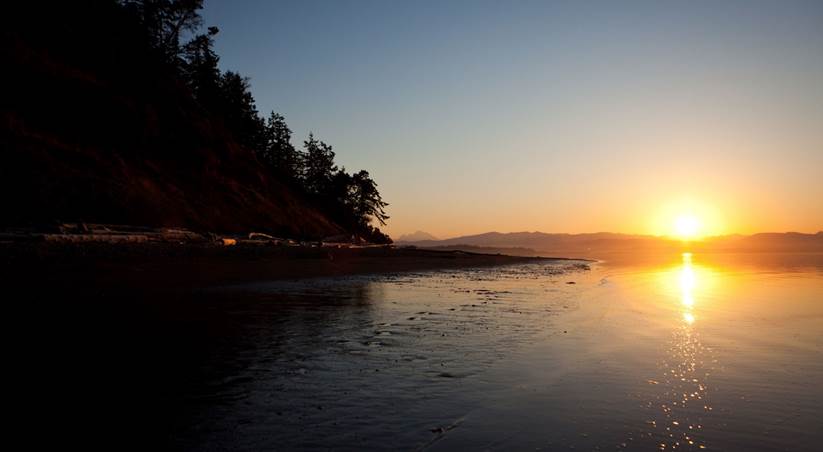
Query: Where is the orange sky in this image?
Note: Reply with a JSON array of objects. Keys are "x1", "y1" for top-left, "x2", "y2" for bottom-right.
[
  {"x1": 381, "y1": 127, "x2": 823, "y2": 239},
  {"x1": 205, "y1": 1, "x2": 823, "y2": 239}
]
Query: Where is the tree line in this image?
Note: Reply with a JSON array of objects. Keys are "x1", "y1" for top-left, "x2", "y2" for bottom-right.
[{"x1": 120, "y1": 0, "x2": 390, "y2": 243}]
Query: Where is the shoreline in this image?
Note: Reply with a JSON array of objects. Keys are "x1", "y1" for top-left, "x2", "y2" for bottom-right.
[{"x1": 1, "y1": 240, "x2": 586, "y2": 290}]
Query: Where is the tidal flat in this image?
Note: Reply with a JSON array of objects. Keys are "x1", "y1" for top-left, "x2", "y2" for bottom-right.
[{"x1": 10, "y1": 252, "x2": 823, "y2": 451}]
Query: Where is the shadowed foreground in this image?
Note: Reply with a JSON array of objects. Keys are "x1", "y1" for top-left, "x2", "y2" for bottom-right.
[
  {"x1": 1, "y1": 239, "x2": 565, "y2": 289},
  {"x1": 7, "y1": 253, "x2": 822, "y2": 451},
  {"x1": 2, "y1": 240, "x2": 581, "y2": 450}
]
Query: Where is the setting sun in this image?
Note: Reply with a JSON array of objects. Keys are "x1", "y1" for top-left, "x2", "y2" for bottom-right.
[
  {"x1": 648, "y1": 199, "x2": 728, "y2": 239},
  {"x1": 674, "y1": 214, "x2": 701, "y2": 239}
]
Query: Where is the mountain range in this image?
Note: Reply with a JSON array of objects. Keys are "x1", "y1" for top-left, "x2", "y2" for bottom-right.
[{"x1": 397, "y1": 231, "x2": 823, "y2": 256}]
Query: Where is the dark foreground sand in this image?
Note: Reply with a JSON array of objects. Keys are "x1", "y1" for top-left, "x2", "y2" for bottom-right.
[
  {"x1": 1, "y1": 240, "x2": 569, "y2": 289},
  {"x1": 0, "y1": 237, "x2": 582, "y2": 449}
]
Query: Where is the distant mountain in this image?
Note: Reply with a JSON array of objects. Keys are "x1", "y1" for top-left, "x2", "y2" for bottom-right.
[
  {"x1": 413, "y1": 245, "x2": 543, "y2": 257},
  {"x1": 396, "y1": 231, "x2": 438, "y2": 242},
  {"x1": 703, "y1": 232, "x2": 823, "y2": 252},
  {"x1": 400, "y1": 231, "x2": 823, "y2": 256},
  {"x1": 400, "y1": 231, "x2": 645, "y2": 251}
]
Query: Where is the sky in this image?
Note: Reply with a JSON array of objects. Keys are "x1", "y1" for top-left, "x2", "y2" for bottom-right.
[{"x1": 202, "y1": 0, "x2": 823, "y2": 239}]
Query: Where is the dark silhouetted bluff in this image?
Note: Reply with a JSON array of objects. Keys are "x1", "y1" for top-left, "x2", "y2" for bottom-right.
[{"x1": 1, "y1": 3, "x2": 341, "y2": 238}]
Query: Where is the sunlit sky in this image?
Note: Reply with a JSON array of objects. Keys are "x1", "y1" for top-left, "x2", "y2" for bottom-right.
[{"x1": 203, "y1": 0, "x2": 823, "y2": 239}]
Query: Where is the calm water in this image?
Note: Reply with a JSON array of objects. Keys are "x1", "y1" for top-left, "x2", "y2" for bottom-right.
[{"x1": 143, "y1": 253, "x2": 822, "y2": 450}]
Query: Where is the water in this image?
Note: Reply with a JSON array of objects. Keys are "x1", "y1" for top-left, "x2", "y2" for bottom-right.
[{"x1": 84, "y1": 254, "x2": 823, "y2": 450}]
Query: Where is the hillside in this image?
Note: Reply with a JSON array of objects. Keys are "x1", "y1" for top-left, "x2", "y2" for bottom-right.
[{"x1": 0, "y1": 2, "x2": 346, "y2": 238}]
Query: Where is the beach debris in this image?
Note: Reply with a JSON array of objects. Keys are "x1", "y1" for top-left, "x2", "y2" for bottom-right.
[
  {"x1": 248, "y1": 232, "x2": 276, "y2": 240},
  {"x1": 12, "y1": 223, "x2": 210, "y2": 243},
  {"x1": 323, "y1": 233, "x2": 353, "y2": 243}
]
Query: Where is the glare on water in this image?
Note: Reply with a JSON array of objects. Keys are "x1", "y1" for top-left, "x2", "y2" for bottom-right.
[{"x1": 153, "y1": 253, "x2": 823, "y2": 451}]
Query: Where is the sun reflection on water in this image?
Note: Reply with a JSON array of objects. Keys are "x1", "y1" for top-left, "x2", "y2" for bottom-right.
[
  {"x1": 632, "y1": 253, "x2": 717, "y2": 450},
  {"x1": 680, "y1": 253, "x2": 695, "y2": 310},
  {"x1": 680, "y1": 253, "x2": 696, "y2": 321},
  {"x1": 659, "y1": 252, "x2": 720, "y2": 324}
]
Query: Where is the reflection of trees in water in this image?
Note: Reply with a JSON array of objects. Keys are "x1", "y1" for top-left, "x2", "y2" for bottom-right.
[
  {"x1": 161, "y1": 263, "x2": 590, "y2": 449},
  {"x1": 207, "y1": 279, "x2": 384, "y2": 371},
  {"x1": 166, "y1": 280, "x2": 384, "y2": 447}
]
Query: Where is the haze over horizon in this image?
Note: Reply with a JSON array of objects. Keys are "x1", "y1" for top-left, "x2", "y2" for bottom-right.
[
  {"x1": 394, "y1": 229, "x2": 823, "y2": 243},
  {"x1": 203, "y1": 0, "x2": 823, "y2": 238}
]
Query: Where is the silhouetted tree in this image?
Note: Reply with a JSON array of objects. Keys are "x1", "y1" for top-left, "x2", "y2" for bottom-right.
[
  {"x1": 217, "y1": 71, "x2": 266, "y2": 151},
  {"x1": 302, "y1": 133, "x2": 337, "y2": 196},
  {"x1": 181, "y1": 26, "x2": 221, "y2": 107},
  {"x1": 324, "y1": 168, "x2": 354, "y2": 225},
  {"x1": 350, "y1": 170, "x2": 389, "y2": 227},
  {"x1": 313, "y1": 167, "x2": 390, "y2": 241},
  {"x1": 262, "y1": 112, "x2": 302, "y2": 183},
  {"x1": 122, "y1": 0, "x2": 204, "y2": 64},
  {"x1": 119, "y1": 0, "x2": 392, "y2": 242}
]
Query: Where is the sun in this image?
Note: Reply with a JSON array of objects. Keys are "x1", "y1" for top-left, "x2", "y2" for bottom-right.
[
  {"x1": 651, "y1": 198, "x2": 725, "y2": 238},
  {"x1": 674, "y1": 214, "x2": 700, "y2": 239}
]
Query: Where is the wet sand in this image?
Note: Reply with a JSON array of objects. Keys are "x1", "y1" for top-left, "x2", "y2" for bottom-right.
[
  {"x1": 1, "y1": 241, "x2": 587, "y2": 450},
  {"x1": 0, "y1": 240, "x2": 575, "y2": 289},
  {"x1": 6, "y1": 248, "x2": 821, "y2": 451}
]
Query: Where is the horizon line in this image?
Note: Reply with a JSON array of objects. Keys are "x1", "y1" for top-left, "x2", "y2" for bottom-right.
[{"x1": 395, "y1": 230, "x2": 823, "y2": 241}]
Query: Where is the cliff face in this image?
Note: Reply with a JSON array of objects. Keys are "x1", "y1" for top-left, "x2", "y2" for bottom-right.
[{"x1": 1, "y1": 2, "x2": 342, "y2": 238}]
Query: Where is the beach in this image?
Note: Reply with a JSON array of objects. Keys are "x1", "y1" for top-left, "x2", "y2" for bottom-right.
[
  {"x1": 6, "y1": 251, "x2": 822, "y2": 450},
  {"x1": 0, "y1": 235, "x2": 573, "y2": 290}
]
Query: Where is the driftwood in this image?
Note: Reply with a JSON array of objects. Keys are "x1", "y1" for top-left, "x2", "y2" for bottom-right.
[
  {"x1": 248, "y1": 232, "x2": 276, "y2": 240},
  {"x1": 1, "y1": 224, "x2": 383, "y2": 248}
]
